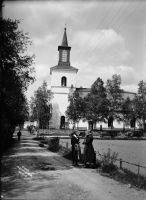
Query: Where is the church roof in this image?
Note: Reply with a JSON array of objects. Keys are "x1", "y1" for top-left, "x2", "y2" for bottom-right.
[
  {"x1": 61, "y1": 28, "x2": 68, "y2": 46},
  {"x1": 76, "y1": 87, "x2": 136, "y2": 100},
  {"x1": 50, "y1": 64, "x2": 78, "y2": 74}
]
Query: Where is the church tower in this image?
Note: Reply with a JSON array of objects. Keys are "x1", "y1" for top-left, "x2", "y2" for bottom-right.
[{"x1": 50, "y1": 28, "x2": 78, "y2": 129}]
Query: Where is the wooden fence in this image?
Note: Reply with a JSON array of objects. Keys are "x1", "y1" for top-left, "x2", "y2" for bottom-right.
[{"x1": 59, "y1": 141, "x2": 146, "y2": 179}]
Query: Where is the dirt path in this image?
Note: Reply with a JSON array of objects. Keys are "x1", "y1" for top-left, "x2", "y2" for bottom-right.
[{"x1": 1, "y1": 131, "x2": 146, "y2": 200}]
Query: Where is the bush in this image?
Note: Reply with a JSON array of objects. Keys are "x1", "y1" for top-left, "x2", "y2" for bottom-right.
[
  {"x1": 97, "y1": 148, "x2": 118, "y2": 165},
  {"x1": 97, "y1": 148, "x2": 118, "y2": 173},
  {"x1": 27, "y1": 125, "x2": 34, "y2": 133},
  {"x1": 102, "y1": 163, "x2": 117, "y2": 173},
  {"x1": 48, "y1": 137, "x2": 61, "y2": 152},
  {"x1": 61, "y1": 148, "x2": 72, "y2": 160}
]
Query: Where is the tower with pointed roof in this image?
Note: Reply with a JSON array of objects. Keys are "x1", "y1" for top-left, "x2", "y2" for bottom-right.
[{"x1": 50, "y1": 28, "x2": 78, "y2": 129}]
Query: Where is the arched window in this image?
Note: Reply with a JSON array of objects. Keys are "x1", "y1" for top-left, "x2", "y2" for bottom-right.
[{"x1": 61, "y1": 76, "x2": 67, "y2": 86}]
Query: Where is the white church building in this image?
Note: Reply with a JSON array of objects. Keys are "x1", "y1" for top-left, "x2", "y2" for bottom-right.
[{"x1": 50, "y1": 28, "x2": 136, "y2": 130}]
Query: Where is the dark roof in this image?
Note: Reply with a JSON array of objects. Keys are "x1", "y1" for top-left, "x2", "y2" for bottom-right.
[
  {"x1": 76, "y1": 87, "x2": 136, "y2": 100},
  {"x1": 50, "y1": 64, "x2": 78, "y2": 74},
  {"x1": 76, "y1": 87, "x2": 90, "y2": 92},
  {"x1": 61, "y1": 28, "x2": 68, "y2": 46}
]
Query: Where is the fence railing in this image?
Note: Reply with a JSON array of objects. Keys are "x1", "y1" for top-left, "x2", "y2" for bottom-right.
[{"x1": 59, "y1": 141, "x2": 146, "y2": 179}]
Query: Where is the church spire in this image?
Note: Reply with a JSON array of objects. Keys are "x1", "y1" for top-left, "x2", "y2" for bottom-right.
[{"x1": 61, "y1": 27, "x2": 68, "y2": 46}]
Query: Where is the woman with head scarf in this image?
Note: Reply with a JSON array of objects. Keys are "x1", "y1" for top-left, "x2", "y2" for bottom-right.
[{"x1": 83, "y1": 131, "x2": 95, "y2": 168}]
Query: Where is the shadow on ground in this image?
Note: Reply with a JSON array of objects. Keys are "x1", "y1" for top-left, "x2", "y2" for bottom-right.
[{"x1": 1, "y1": 134, "x2": 73, "y2": 199}]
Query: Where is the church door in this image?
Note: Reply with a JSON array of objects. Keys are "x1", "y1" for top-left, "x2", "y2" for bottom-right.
[
  {"x1": 60, "y1": 116, "x2": 65, "y2": 129},
  {"x1": 89, "y1": 121, "x2": 93, "y2": 131},
  {"x1": 130, "y1": 118, "x2": 136, "y2": 128},
  {"x1": 108, "y1": 116, "x2": 114, "y2": 128}
]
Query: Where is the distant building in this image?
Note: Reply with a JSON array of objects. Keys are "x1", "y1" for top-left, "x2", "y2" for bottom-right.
[
  {"x1": 50, "y1": 28, "x2": 136, "y2": 130},
  {"x1": 23, "y1": 121, "x2": 37, "y2": 129}
]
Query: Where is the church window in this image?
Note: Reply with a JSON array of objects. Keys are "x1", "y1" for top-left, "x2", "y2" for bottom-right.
[
  {"x1": 62, "y1": 50, "x2": 67, "y2": 62},
  {"x1": 61, "y1": 76, "x2": 67, "y2": 86}
]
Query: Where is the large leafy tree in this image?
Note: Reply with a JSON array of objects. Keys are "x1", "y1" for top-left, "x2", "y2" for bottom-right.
[
  {"x1": 84, "y1": 78, "x2": 109, "y2": 125},
  {"x1": 66, "y1": 91, "x2": 85, "y2": 129},
  {"x1": 133, "y1": 80, "x2": 146, "y2": 130},
  {"x1": 121, "y1": 97, "x2": 133, "y2": 127},
  {"x1": 105, "y1": 74, "x2": 124, "y2": 124},
  {"x1": 1, "y1": 13, "x2": 35, "y2": 152},
  {"x1": 29, "y1": 81, "x2": 52, "y2": 129}
]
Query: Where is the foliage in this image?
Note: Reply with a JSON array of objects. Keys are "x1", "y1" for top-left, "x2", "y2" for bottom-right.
[
  {"x1": 106, "y1": 74, "x2": 124, "y2": 123},
  {"x1": 97, "y1": 148, "x2": 118, "y2": 173},
  {"x1": 0, "y1": 13, "x2": 35, "y2": 153},
  {"x1": 111, "y1": 168, "x2": 146, "y2": 191},
  {"x1": 133, "y1": 80, "x2": 146, "y2": 130},
  {"x1": 102, "y1": 163, "x2": 117, "y2": 173},
  {"x1": 84, "y1": 78, "x2": 109, "y2": 124},
  {"x1": 48, "y1": 137, "x2": 61, "y2": 152},
  {"x1": 97, "y1": 148, "x2": 118, "y2": 165},
  {"x1": 29, "y1": 81, "x2": 52, "y2": 129},
  {"x1": 60, "y1": 147, "x2": 72, "y2": 160},
  {"x1": 66, "y1": 90, "x2": 86, "y2": 128},
  {"x1": 121, "y1": 97, "x2": 133, "y2": 127},
  {"x1": 27, "y1": 125, "x2": 34, "y2": 133}
]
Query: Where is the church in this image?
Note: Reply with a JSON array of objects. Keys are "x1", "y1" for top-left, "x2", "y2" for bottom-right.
[{"x1": 50, "y1": 28, "x2": 136, "y2": 130}]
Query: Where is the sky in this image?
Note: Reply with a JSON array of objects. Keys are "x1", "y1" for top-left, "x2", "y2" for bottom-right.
[{"x1": 3, "y1": 0, "x2": 146, "y2": 100}]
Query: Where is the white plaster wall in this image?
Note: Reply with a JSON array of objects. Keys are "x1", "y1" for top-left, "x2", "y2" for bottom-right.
[
  {"x1": 50, "y1": 69, "x2": 77, "y2": 128},
  {"x1": 51, "y1": 92, "x2": 70, "y2": 128},
  {"x1": 52, "y1": 93, "x2": 69, "y2": 115},
  {"x1": 77, "y1": 120, "x2": 88, "y2": 129},
  {"x1": 51, "y1": 70, "x2": 76, "y2": 87},
  {"x1": 51, "y1": 87, "x2": 71, "y2": 94}
]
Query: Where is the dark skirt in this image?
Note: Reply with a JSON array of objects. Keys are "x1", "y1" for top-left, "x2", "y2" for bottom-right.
[{"x1": 84, "y1": 144, "x2": 95, "y2": 164}]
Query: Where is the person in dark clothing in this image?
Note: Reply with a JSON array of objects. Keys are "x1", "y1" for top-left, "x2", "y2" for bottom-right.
[
  {"x1": 70, "y1": 131, "x2": 79, "y2": 166},
  {"x1": 83, "y1": 131, "x2": 95, "y2": 168},
  {"x1": 17, "y1": 130, "x2": 21, "y2": 141}
]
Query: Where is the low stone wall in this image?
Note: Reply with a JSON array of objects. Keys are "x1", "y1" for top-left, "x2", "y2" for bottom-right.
[{"x1": 39, "y1": 129, "x2": 73, "y2": 136}]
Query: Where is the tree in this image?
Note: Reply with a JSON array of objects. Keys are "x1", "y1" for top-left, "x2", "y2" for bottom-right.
[
  {"x1": 29, "y1": 81, "x2": 52, "y2": 129},
  {"x1": 84, "y1": 78, "x2": 109, "y2": 125},
  {"x1": 1, "y1": 13, "x2": 35, "y2": 153},
  {"x1": 105, "y1": 74, "x2": 124, "y2": 125},
  {"x1": 121, "y1": 97, "x2": 133, "y2": 127},
  {"x1": 133, "y1": 80, "x2": 146, "y2": 130},
  {"x1": 66, "y1": 91, "x2": 86, "y2": 129}
]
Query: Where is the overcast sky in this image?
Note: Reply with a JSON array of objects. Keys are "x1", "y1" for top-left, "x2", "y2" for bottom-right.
[{"x1": 3, "y1": 0, "x2": 146, "y2": 100}]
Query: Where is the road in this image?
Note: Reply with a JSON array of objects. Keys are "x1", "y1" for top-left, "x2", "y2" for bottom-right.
[{"x1": 1, "y1": 131, "x2": 146, "y2": 200}]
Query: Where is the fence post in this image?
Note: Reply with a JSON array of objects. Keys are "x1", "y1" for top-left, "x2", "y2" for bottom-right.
[
  {"x1": 120, "y1": 158, "x2": 122, "y2": 169},
  {"x1": 66, "y1": 142, "x2": 68, "y2": 148},
  {"x1": 137, "y1": 163, "x2": 140, "y2": 182}
]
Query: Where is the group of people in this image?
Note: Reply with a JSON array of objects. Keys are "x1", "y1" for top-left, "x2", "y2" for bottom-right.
[{"x1": 70, "y1": 130, "x2": 95, "y2": 167}]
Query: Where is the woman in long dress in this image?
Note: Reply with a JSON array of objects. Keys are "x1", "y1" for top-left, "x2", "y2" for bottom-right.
[{"x1": 83, "y1": 131, "x2": 95, "y2": 167}]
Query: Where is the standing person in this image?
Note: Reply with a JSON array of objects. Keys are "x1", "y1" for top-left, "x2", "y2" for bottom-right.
[
  {"x1": 70, "y1": 130, "x2": 79, "y2": 166},
  {"x1": 83, "y1": 131, "x2": 95, "y2": 168},
  {"x1": 17, "y1": 130, "x2": 21, "y2": 141}
]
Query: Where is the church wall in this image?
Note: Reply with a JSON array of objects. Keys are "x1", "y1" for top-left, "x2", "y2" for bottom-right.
[
  {"x1": 51, "y1": 71, "x2": 76, "y2": 87},
  {"x1": 52, "y1": 87, "x2": 70, "y2": 94},
  {"x1": 51, "y1": 92, "x2": 69, "y2": 128},
  {"x1": 77, "y1": 120, "x2": 89, "y2": 129}
]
